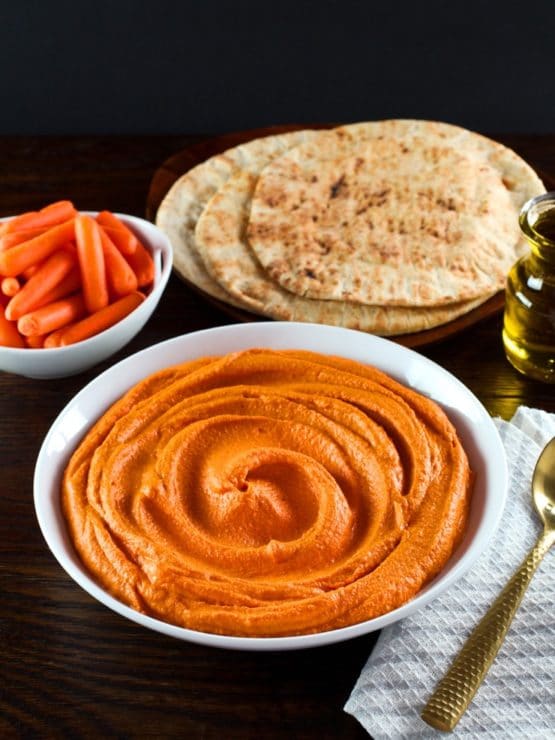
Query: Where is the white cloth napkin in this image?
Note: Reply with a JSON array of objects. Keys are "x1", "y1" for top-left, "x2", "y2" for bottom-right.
[{"x1": 344, "y1": 406, "x2": 555, "y2": 739}]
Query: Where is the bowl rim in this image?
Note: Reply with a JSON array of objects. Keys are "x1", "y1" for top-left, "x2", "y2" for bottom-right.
[
  {"x1": 34, "y1": 321, "x2": 507, "y2": 651},
  {"x1": 0, "y1": 211, "x2": 173, "y2": 357}
]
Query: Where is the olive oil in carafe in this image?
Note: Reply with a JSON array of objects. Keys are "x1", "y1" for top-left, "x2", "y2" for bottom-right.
[
  {"x1": 531, "y1": 207, "x2": 555, "y2": 241},
  {"x1": 503, "y1": 195, "x2": 555, "y2": 383}
]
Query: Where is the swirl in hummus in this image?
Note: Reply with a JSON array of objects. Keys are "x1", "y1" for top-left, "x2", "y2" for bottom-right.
[{"x1": 62, "y1": 349, "x2": 472, "y2": 637}]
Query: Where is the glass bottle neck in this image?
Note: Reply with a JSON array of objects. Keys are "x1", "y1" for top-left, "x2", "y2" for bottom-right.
[
  {"x1": 520, "y1": 193, "x2": 555, "y2": 266},
  {"x1": 527, "y1": 239, "x2": 555, "y2": 265}
]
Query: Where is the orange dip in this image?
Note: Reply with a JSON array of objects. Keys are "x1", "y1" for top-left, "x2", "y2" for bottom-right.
[{"x1": 62, "y1": 349, "x2": 472, "y2": 637}]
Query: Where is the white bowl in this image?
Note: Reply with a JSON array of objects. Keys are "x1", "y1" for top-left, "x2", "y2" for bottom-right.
[
  {"x1": 0, "y1": 213, "x2": 173, "y2": 378},
  {"x1": 34, "y1": 322, "x2": 507, "y2": 651}
]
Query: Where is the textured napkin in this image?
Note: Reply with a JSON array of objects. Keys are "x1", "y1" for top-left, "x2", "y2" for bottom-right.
[{"x1": 345, "y1": 406, "x2": 555, "y2": 739}]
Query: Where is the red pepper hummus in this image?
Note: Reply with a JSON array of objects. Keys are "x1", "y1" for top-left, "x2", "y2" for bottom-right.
[{"x1": 62, "y1": 349, "x2": 472, "y2": 637}]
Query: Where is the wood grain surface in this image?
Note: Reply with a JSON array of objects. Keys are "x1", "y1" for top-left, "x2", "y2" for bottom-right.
[{"x1": 1, "y1": 133, "x2": 554, "y2": 740}]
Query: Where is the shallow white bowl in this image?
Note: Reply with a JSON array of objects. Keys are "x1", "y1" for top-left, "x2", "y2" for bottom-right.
[
  {"x1": 34, "y1": 322, "x2": 507, "y2": 651},
  {"x1": 0, "y1": 213, "x2": 173, "y2": 378}
]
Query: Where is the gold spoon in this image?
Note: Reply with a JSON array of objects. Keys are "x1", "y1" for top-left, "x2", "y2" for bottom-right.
[{"x1": 421, "y1": 435, "x2": 555, "y2": 732}]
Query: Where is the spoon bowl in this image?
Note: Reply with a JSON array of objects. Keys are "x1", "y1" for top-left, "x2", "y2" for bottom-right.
[{"x1": 532, "y1": 436, "x2": 555, "y2": 531}]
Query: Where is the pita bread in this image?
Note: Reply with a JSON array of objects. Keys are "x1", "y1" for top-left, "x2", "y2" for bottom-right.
[
  {"x1": 155, "y1": 119, "x2": 543, "y2": 336},
  {"x1": 247, "y1": 120, "x2": 544, "y2": 306},
  {"x1": 155, "y1": 129, "x2": 315, "y2": 307},
  {"x1": 195, "y1": 169, "x2": 491, "y2": 335}
]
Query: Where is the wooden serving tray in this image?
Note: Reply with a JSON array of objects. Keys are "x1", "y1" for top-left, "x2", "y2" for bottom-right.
[{"x1": 146, "y1": 124, "x2": 543, "y2": 348}]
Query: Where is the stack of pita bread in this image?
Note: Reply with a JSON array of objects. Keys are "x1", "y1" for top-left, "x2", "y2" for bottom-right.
[{"x1": 155, "y1": 120, "x2": 545, "y2": 336}]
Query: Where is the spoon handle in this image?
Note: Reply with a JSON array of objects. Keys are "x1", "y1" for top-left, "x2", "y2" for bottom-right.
[{"x1": 421, "y1": 529, "x2": 554, "y2": 731}]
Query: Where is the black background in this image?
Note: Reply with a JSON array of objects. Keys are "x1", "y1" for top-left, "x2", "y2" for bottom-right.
[{"x1": 1, "y1": 0, "x2": 554, "y2": 136}]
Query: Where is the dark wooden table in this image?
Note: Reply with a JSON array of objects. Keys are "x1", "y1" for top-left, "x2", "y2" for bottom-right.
[{"x1": 1, "y1": 134, "x2": 554, "y2": 740}]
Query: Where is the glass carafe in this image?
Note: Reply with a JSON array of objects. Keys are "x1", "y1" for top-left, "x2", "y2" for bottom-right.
[{"x1": 502, "y1": 192, "x2": 555, "y2": 383}]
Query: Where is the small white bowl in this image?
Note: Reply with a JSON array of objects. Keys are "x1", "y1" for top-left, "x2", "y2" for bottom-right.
[
  {"x1": 34, "y1": 322, "x2": 507, "y2": 651},
  {"x1": 0, "y1": 213, "x2": 173, "y2": 379}
]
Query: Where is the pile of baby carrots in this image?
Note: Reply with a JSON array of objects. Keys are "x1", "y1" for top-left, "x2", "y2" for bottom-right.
[{"x1": 0, "y1": 200, "x2": 155, "y2": 349}]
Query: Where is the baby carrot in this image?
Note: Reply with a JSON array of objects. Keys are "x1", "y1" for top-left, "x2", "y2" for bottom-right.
[
  {"x1": 1, "y1": 277, "x2": 21, "y2": 297},
  {"x1": 36, "y1": 266, "x2": 81, "y2": 307},
  {"x1": 98, "y1": 226, "x2": 138, "y2": 297},
  {"x1": 0, "y1": 200, "x2": 76, "y2": 237},
  {"x1": 75, "y1": 215, "x2": 109, "y2": 313},
  {"x1": 0, "y1": 305, "x2": 25, "y2": 347},
  {"x1": 124, "y1": 241, "x2": 155, "y2": 287},
  {"x1": 0, "y1": 219, "x2": 75, "y2": 277},
  {"x1": 0, "y1": 226, "x2": 46, "y2": 252},
  {"x1": 18, "y1": 293, "x2": 86, "y2": 337},
  {"x1": 96, "y1": 212, "x2": 138, "y2": 255},
  {"x1": 57, "y1": 291, "x2": 144, "y2": 346},
  {"x1": 100, "y1": 226, "x2": 140, "y2": 256},
  {"x1": 5, "y1": 248, "x2": 76, "y2": 320},
  {"x1": 21, "y1": 263, "x2": 42, "y2": 280},
  {"x1": 43, "y1": 331, "x2": 64, "y2": 348},
  {"x1": 25, "y1": 333, "x2": 46, "y2": 348}
]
